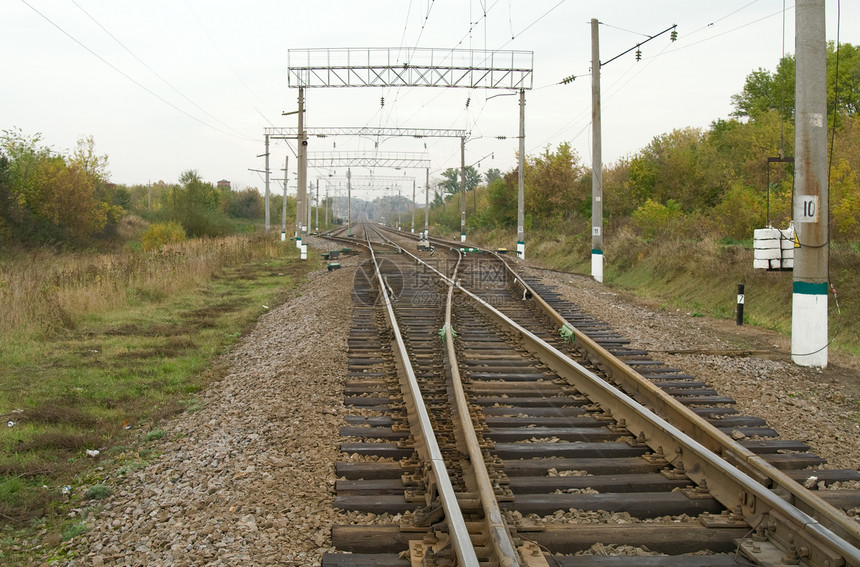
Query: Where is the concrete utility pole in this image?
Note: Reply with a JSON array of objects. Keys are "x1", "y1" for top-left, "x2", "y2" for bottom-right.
[
  {"x1": 411, "y1": 178, "x2": 416, "y2": 233},
  {"x1": 264, "y1": 134, "x2": 270, "y2": 231},
  {"x1": 591, "y1": 18, "x2": 604, "y2": 283},
  {"x1": 325, "y1": 181, "x2": 329, "y2": 229},
  {"x1": 307, "y1": 182, "x2": 313, "y2": 233},
  {"x1": 460, "y1": 136, "x2": 467, "y2": 242},
  {"x1": 347, "y1": 168, "x2": 352, "y2": 236},
  {"x1": 424, "y1": 167, "x2": 430, "y2": 237},
  {"x1": 296, "y1": 87, "x2": 307, "y2": 235},
  {"x1": 315, "y1": 178, "x2": 320, "y2": 232},
  {"x1": 792, "y1": 0, "x2": 828, "y2": 367},
  {"x1": 281, "y1": 155, "x2": 289, "y2": 240},
  {"x1": 517, "y1": 89, "x2": 526, "y2": 259}
]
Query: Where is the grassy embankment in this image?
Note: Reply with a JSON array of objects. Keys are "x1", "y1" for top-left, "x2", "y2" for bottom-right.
[
  {"x1": 0, "y1": 232, "x2": 319, "y2": 561},
  {"x1": 453, "y1": 223, "x2": 860, "y2": 357}
]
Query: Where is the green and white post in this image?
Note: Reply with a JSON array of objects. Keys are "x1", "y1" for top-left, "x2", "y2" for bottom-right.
[
  {"x1": 791, "y1": 0, "x2": 828, "y2": 367},
  {"x1": 517, "y1": 89, "x2": 526, "y2": 260},
  {"x1": 590, "y1": 18, "x2": 604, "y2": 283},
  {"x1": 460, "y1": 136, "x2": 467, "y2": 242}
]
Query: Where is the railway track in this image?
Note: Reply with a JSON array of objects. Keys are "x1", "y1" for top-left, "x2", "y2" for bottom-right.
[{"x1": 319, "y1": 224, "x2": 860, "y2": 567}]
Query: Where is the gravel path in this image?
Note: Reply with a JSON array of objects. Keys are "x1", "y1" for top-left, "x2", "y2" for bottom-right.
[{"x1": 58, "y1": 250, "x2": 859, "y2": 565}]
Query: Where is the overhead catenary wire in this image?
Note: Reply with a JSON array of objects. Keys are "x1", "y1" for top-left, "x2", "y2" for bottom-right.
[
  {"x1": 19, "y1": 0, "x2": 256, "y2": 142},
  {"x1": 182, "y1": 0, "x2": 275, "y2": 127},
  {"x1": 70, "y1": 0, "x2": 252, "y2": 141},
  {"x1": 536, "y1": 2, "x2": 791, "y2": 155}
]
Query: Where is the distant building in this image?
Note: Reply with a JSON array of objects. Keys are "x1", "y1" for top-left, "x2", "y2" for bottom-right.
[{"x1": 217, "y1": 179, "x2": 231, "y2": 190}]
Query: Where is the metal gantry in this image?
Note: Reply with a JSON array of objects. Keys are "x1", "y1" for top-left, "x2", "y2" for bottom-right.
[
  {"x1": 310, "y1": 153, "x2": 430, "y2": 234},
  {"x1": 266, "y1": 126, "x2": 467, "y2": 139},
  {"x1": 288, "y1": 48, "x2": 533, "y2": 90},
  {"x1": 307, "y1": 152, "x2": 430, "y2": 169},
  {"x1": 284, "y1": 47, "x2": 533, "y2": 249}
]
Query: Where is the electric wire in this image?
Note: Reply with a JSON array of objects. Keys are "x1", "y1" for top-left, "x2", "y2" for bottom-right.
[
  {"x1": 659, "y1": 7, "x2": 788, "y2": 57},
  {"x1": 70, "y1": 0, "x2": 252, "y2": 141},
  {"x1": 823, "y1": 0, "x2": 842, "y2": 314},
  {"x1": 536, "y1": 3, "x2": 788, "y2": 154},
  {"x1": 182, "y1": 0, "x2": 274, "y2": 127},
  {"x1": 685, "y1": 0, "x2": 764, "y2": 38},
  {"x1": 19, "y1": 0, "x2": 255, "y2": 142},
  {"x1": 598, "y1": 22, "x2": 652, "y2": 38}
]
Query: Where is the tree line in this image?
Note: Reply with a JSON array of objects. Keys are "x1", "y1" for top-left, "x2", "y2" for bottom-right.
[
  {"x1": 432, "y1": 42, "x2": 860, "y2": 244},
  {"x1": 0, "y1": 129, "x2": 289, "y2": 249},
  {"x1": 4, "y1": 43, "x2": 858, "y2": 250}
]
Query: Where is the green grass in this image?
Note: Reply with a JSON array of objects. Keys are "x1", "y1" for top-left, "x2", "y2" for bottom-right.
[
  {"x1": 0, "y1": 240, "x2": 321, "y2": 562},
  {"x1": 145, "y1": 429, "x2": 166, "y2": 442},
  {"x1": 83, "y1": 484, "x2": 111, "y2": 501}
]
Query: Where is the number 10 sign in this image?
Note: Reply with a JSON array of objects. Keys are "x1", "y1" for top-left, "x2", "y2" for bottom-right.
[{"x1": 797, "y1": 195, "x2": 820, "y2": 223}]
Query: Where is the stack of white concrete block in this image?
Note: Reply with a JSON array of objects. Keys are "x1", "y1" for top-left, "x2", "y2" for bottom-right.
[{"x1": 753, "y1": 224, "x2": 795, "y2": 270}]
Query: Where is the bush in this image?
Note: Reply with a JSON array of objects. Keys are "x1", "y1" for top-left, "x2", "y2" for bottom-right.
[
  {"x1": 61, "y1": 521, "x2": 88, "y2": 541},
  {"x1": 631, "y1": 199, "x2": 684, "y2": 239},
  {"x1": 141, "y1": 222, "x2": 186, "y2": 252},
  {"x1": 710, "y1": 183, "x2": 765, "y2": 240},
  {"x1": 84, "y1": 483, "x2": 112, "y2": 500}
]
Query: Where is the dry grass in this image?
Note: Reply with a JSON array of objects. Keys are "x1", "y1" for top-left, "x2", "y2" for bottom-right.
[
  {"x1": 0, "y1": 231, "x2": 313, "y2": 543},
  {"x1": 0, "y1": 233, "x2": 286, "y2": 337}
]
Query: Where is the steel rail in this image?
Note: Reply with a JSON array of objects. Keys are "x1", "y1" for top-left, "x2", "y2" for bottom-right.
[
  {"x1": 367, "y1": 225, "x2": 860, "y2": 566},
  {"x1": 441, "y1": 251, "x2": 525, "y2": 567},
  {"x1": 494, "y1": 257, "x2": 860, "y2": 551},
  {"x1": 366, "y1": 225, "x2": 532, "y2": 567},
  {"x1": 469, "y1": 261, "x2": 860, "y2": 567},
  {"x1": 376, "y1": 226, "x2": 860, "y2": 549},
  {"x1": 333, "y1": 225, "x2": 860, "y2": 565},
  {"x1": 363, "y1": 233, "x2": 479, "y2": 567}
]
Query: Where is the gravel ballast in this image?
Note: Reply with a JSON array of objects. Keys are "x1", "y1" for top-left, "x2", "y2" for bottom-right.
[{"x1": 58, "y1": 251, "x2": 859, "y2": 565}]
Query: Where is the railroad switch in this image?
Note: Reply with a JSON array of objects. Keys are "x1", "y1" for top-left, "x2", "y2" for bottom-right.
[
  {"x1": 402, "y1": 476, "x2": 426, "y2": 492},
  {"x1": 680, "y1": 479, "x2": 714, "y2": 500},
  {"x1": 740, "y1": 510, "x2": 843, "y2": 567},
  {"x1": 630, "y1": 430, "x2": 649, "y2": 445},
  {"x1": 494, "y1": 486, "x2": 515, "y2": 502},
  {"x1": 518, "y1": 541, "x2": 551, "y2": 567},
  {"x1": 407, "y1": 532, "x2": 454, "y2": 566},
  {"x1": 641, "y1": 446, "x2": 669, "y2": 465},
  {"x1": 410, "y1": 501, "x2": 445, "y2": 526},
  {"x1": 659, "y1": 465, "x2": 689, "y2": 481},
  {"x1": 698, "y1": 510, "x2": 749, "y2": 529}
]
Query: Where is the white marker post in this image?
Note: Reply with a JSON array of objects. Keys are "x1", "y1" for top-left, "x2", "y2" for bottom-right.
[{"x1": 791, "y1": 0, "x2": 828, "y2": 367}]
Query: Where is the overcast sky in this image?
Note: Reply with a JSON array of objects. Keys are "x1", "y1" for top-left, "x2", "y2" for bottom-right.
[{"x1": 1, "y1": 1, "x2": 853, "y2": 201}]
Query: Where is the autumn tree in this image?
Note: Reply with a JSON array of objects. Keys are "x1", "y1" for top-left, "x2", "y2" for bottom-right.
[
  {"x1": 439, "y1": 166, "x2": 481, "y2": 196},
  {"x1": 732, "y1": 42, "x2": 860, "y2": 122},
  {"x1": 0, "y1": 129, "x2": 123, "y2": 245},
  {"x1": 523, "y1": 142, "x2": 587, "y2": 225},
  {"x1": 162, "y1": 169, "x2": 229, "y2": 237},
  {"x1": 484, "y1": 168, "x2": 501, "y2": 184}
]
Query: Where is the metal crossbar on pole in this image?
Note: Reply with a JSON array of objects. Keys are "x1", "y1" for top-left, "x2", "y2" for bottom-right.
[
  {"x1": 288, "y1": 48, "x2": 533, "y2": 90},
  {"x1": 327, "y1": 175, "x2": 414, "y2": 184},
  {"x1": 308, "y1": 152, "x2": 430, "y2": 168},
  {"x1": 265, "y1": 126, "x2": 468, "y2": 138}
]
